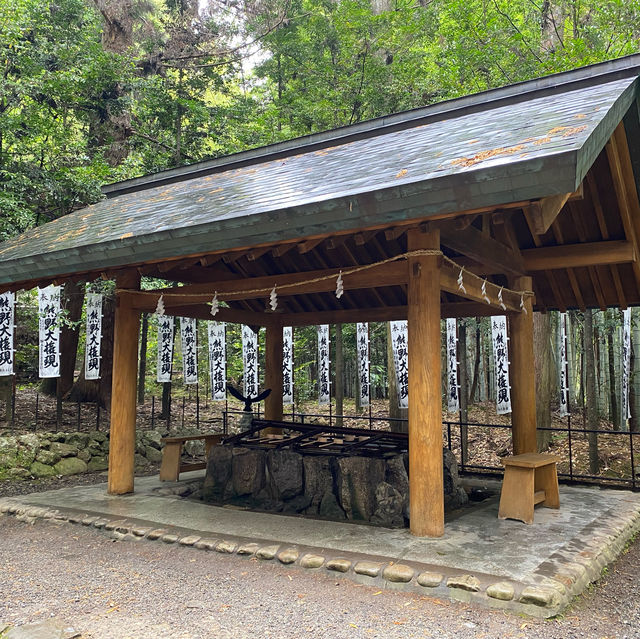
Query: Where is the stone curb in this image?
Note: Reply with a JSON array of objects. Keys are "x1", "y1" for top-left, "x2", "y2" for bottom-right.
[{"x1": 2, "y1": 494, "x2": 640, "y2": 619}]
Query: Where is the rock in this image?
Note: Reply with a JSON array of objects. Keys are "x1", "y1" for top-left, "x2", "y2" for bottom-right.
[
  {"x1": 179, "y1": 535, "x2": 201, "y2": 546},
  {"x1": 282, "y1": 494, "x2": 312, "y2": 514},
  {"x1": 0, "y1": 436, "x2": 17, "y2": 467},
  {"x1": 382, "y1": 564, "x2": 415, "y2": 583},
  {"x1": 143, "y1": 430, "x2": 163, "y2": 449},
  {"x1": 443, "y1": 449, "x2": 468, "y2": 509},
  {"x1": 518, "y1": 586, "x2": 559, "y2": 608},
  {"x1": 326, "y1": 558, "x2": 351, "y2": 573},
  {"x1": 371, "y1": 482, "x2": 405, "y2": 528},
  {"x1": 184, "y1": 439, "x2": 205, "y2": 457},
  {"x1": 16, "y1": 434, "x2": 40, "y2": 466},
  {"x1": 277, "y1": 548, "x2": 299, "y2": 564},
  {"x1": 146, "y1": 529, "x2": 168, "y2": 540},
  {"x1": 215, "y1": 540, "x2": 237, "y2": 554},
  {"x1": 336, "y1": 456, "x2": 385, "y2": 521},
  {"x1": 134, "y1": 453, "x2": 148, "y2": 468},
  {"x1": 354, "y1": 561, "x2": 382, "y2": 577},
  {"x1": 318, "y1": 490, "x2": 346, "y2": 520},
  {"x1": 266, "y1": 449, "x2": 303, "y2": 500},
  {"x1": 36, "y1": 448, "x2": 60, "y2": 465},
  {"x1": 3, "y1": 618, "x2": 76, "y2": 639},
  {"x1": 417, "y1": 572, "x2": 443, "y2": 587},
  {"x1": 49, "y1": 442, "x2": 78, "y2": 458},
  {"x1": 161, "y1": 534, "x2": 179, "y2": 544},
  {"x1": 144, "y1": 446, "x2": 163, "y2": 463},
  {"x1": 385, "y1": 454, "x2": 409, "y2": 518},
  {"x1": 300, "y1": 554, "x2": 325, "y2": 569},
  {"x1": 236, "y1": 543, "x2": 260, "y2": 556},
  {"x1": 231, "y1": 447, "x2": 265, "y2": 497},
  {"x1": 303, "y1": 455, "x2": 335, "y2": 513},
  {"x1": 65, "y1": 433, "x2": 90, "y2": 448},
  {"x1": 487, "y1": 582, "x2": 515, "y2": 601},
  {"x1": 194, "y1": 539, "x2": 219, "y2": 550},
  {"x1": 87, "y1": 430, "x2": 107, "y2": 443},
  {"x1": 77, "y1": 449, "x2": 92, "y2": 463},
  {"x1": 202, "y1": 445, "x2": 233, "y2": 501},
  {"x1": 29, "y1": 461, "x2": 56, "y2": 478},
  {"x1": 256, "y1": 545, "x2": 280, "y2": 560},
  {"x1": 7, "y1": 468, "x2": 30, "y2": 480},
  {"x1": 446, "y1": 574, "x2": 481, "y2": 592},
  {"x1": 54, "y1": 457, "x2": 88, "y2": 476},
  {"x1": 87, "y1": 456, "x2": 108, "y2": 472}
]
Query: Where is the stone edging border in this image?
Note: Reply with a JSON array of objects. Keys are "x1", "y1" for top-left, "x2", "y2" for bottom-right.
[{"x1": 2, "y1": 496, "x2": 640, "y2": 619}]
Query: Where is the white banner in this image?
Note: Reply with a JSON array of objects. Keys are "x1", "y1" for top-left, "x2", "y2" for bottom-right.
[
  {"x1": 491, "y1": 315, "x2": 511, "y2": 415},
  {"x1": 622, "y1": 308, "x2": 632, "y2": 422},
  {"x1": 38, "y1": 286, "x2": 61, "y2": 378},
  {"x1": 318, "y1": 324, "x2": 330, "y2": 405},
  {"x1": 390, "y1": 320, "x2": 408, "y2": 409},
  {"x1": 356, "y1": 322, "x2": 370, "y2": 408},
  {"x1": 559, "y1": 312, "x2": 569, "y2": 417},
  {"x1": 0, "y1": 292, "x2": 15, "y2": 376},
  {"x1": 84, "y1": 293, "x2": 103, "y2": 380},
  {"x1": 242, "y1": 325, "x2": 259, "y2": 398},
  {"x1": 180, "y1": 317, "x2": 198, "y2": 385},
  {"x1": 283, "y1": 326, "x2": 294, "y2": 405},
  {"x1": 446, "y1": 318, "x2": 459, "y2": 412},
  {"x1": 157, "y1": 315, "x2": 174, "y2": 383},
  {"x1": 208, "y1": 322, "x2": 226, "y2": 401}
]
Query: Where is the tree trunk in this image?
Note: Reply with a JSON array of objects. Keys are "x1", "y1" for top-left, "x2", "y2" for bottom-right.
[
  {"x1": 459, "y1": 319, "x2": 469, "y2": 464},
  {"x1": 137, "y1": 312, "x2": 148, "y2": 404},
  {"x1": 0, "y1": 376, "x2": 12, "y2": 423},
  {"x1": 534, "y1": 312, "x2": 553, "y2": 451},
  {"x1": 585, "y1": 309, "x2": 600, "y2": 474},
  {"x1": 387, "y1": 322, "x2": 407, "y2": 432},
  {"x1": 334, "y1": 323, "x2": 344, "y2": 426},
  {"x1": 469, "y1": 320, "x2": 481, "y2": 403}
]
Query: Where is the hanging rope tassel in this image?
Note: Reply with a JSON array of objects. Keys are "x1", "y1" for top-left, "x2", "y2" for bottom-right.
[
  {"x1": 335, "y1": 271, "x2": 344, "y2": 298},
  {"x1": 457, "y1": 268, "x2": 466, "y2": 294},
  {"x1": 269, "y1": 285, "x2": 278, "y2": 311},
  {"x1": 498, "y1": 286, "x2": 506, "y2": 311},
  {"x1": 210, "y1": 292, "x2": 219, "y2": 317},
  {"x1": 155, "y1": 294, "x2": 165, "y2": 316},
  {"x1": 481, "y1": 280, "x2": 490, "y2": 304},
  {"x1": 520, "y1": 293, "x2": 527, "y2": 315}
]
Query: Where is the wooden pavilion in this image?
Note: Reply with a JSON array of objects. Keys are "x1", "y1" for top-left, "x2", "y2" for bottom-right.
[{"x1": 2, "y1": 56, "x2": 640, "y2": 537}]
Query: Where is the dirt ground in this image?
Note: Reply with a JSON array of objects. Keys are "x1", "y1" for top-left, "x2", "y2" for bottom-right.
[{"x1": 0, "y1": 513, "x2": 638, "y2": 639}]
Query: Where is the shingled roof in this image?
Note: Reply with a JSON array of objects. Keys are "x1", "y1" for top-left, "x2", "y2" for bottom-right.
[{"x1": 2, "y1": 56, "x2": 640, "y2": 315}]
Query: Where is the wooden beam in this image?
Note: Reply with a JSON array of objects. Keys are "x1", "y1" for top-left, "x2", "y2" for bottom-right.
[
  {"x1": 298, "y1": 238, "x2": 324, "y2": 254},
  {"x1": 407, "y1": 228, "x2": 444, "y2": 537},
  {"x1": 146, "y1": 304, "x2": 278, "y2": 326},
  {"x1": 108, "y1": 271, "x2": 141, "y2": 495},
  {"x1": 521, "y1": 240, "x2": 635, "y2": 271},
  {"x1": 508, "y1": 275, "x2": 537, "y2": 455},
  {"x1": 526, "y1": 191, "x2": 573, "y2": 236},
  {"x1": 440, "y1": 225, "x2": 525, "y2": 276}
]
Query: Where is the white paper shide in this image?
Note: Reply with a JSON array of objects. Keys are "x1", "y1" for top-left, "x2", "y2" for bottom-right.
[
  {"x1": 390, "y1": 320, "x2": 408, "y2": 409},
  {"x1": 491, "y1": 315, "x2": 511, "y2": 414},
  {"x1": 208, "y1": 322, "x2": 226, "y2": 400},
  {"x1": 180, "y1": 317, "x2": 198, "y2": 385},
  {"x1": 242, "y1": 325, "x2": 259, "y2": 398},
  {"x1": 157, "y1": 316, "x2": 174, "y2": 383},
  {"x1": 558, "y1": 312, "x2": 569, "y2": 417},
  {"x1": 0, "y1": 292, "x2": 15, "y2": 377},
  {"x1": 317, "y1": 324, "x2": 330, "y2": 405},
  {"x1": 621, "y1": 308, "x2": 632, "y2": 422},
  {"x1": 38, "y1": 286, "x2": 61, "y2": 378},
  {"x1": 356, "y1": 322, "x2": 370, "y2": 408},
  {"x1": 446, "y1": 318, "x2": 459, "y2": 412},
  {"x1": 84, "y1": 293, "x2": 103, "y2": 380},
  {"x1": 283, "y1": 326, "x2": 294, "y2": 405}
]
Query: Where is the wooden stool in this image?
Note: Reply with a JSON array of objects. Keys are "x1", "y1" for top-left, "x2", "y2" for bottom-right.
[{"x1": 498, "y1": 453, "x2": 560, "y2": 524}]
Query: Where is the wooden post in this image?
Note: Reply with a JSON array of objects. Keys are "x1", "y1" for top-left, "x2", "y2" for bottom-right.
[
  {"x1": 108, "y1": 271, "x2": 141, "y2": 495},
  {"x1": 509, "y1": 275, "x2": 537, "y2": 454},
  {"x1": 407, "y1": 228, "x2": 444, "y2": 537},
  {"x1": 264, "y1": 322, "x2": 284, "y2": 423}
]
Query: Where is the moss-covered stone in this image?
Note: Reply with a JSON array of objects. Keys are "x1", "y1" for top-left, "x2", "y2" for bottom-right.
[
  {"x1": 144, "y1": 446, "x2": 162, "y2": 463},
  {"x1": 54, "y1": 457, "x2": 88, "y2": 476},
  {"x1": 30, "y1": 461, "x2": 56, "y2": 478},
  {"x1": 0, "y1": 437, "x2": 17, "y2": 467},
  {"x1": 87, "y1": 456, "x2": 108, "y2": 472},
  {"x1": 36, "y1": 448, "x2": 60, "y2": 465},
  {"x1": 49, "y1": 442, "x2": 78, "y2": 458},
  {"x1": 77, "y1": 449, "x2": 92, "y2": 463}
]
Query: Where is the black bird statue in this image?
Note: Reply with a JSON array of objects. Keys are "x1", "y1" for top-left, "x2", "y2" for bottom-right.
[{"x1": 227, "y1": 384, "x2": 272, "y2": 412}]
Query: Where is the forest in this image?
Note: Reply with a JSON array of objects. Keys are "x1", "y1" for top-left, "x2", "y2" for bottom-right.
[{"x1": 2, "y1": 0, "x2": 640, "y2": 480}]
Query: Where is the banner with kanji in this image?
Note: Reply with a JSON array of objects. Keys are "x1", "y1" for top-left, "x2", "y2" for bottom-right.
[
  {"x1": 180, "y1": 317, "x2": 198, "y2": 385},
  {"x1": 390, "y1": 320, "x2": 408, "y2": 409},
  {"x1": 242, "y1": 325, "x2": 259, "y2": 398},
  {"x1": 446, "y1": 318, "x2": 459, "y2": 412},
  {"x1": 84, "y1": 293, "x2": 103, "y2": 380},
  {"x1": 0, "y1": 292, "x2": 15, "y2": 377},
  {"x1": 317, "y1": 324, "x2": 330, "y2": 405},
  {"x1": 621, "y1": 308, "x2": 632, "y2": 422},
  {"x1": 38, "y1": 286, "x2": 61, "y2": 378},
  {"x1": 356, "y1": 322, "x2": 370, "y2": 408},
  {"x1": 157, "y1": 316, "x2": 174, "y2": 383},
  {"x1": 558, "y1": 312, "x2": 569, "y2": 417},
  {"x1": 283, "y1": 326, "x2": 294, "y2": 405},
  {"x1": 491, "y1": 315, "x2": 511, "y2": 414},
  {"x1": 208, "y1": 322, "x2": 226, "y2": 401}
]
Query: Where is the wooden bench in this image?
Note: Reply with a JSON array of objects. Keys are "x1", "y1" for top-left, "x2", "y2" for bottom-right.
[
  {"x1": 498, "y1": 453, "x2": 560, "y2": 524},
  {"x1": 159, "y1": 434, "x2": 224, "y2": 482}
]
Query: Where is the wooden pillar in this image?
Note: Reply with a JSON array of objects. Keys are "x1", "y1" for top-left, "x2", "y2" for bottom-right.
[
  {"x1": 264, "y1": 323, "x2": 284, "y2": 423},
  {"x1": 108, "y1": 271, "x2": 141, "y2": 495},
  {"x1": 509, "y1": 275, "x2": 537, "y2": 454},
  {"x1": 407, "y1": 228, "x2": 444, "y2": 537}
]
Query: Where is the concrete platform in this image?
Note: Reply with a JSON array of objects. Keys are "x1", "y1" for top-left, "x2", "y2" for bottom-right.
[{"x1": 2, "y1": 472, "x2": 640, "y2": 618}]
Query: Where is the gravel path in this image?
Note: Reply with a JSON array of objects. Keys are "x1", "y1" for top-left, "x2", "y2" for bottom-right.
[{"x1": 1, "y1": 515, "x2": 639, "y2": 639}]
